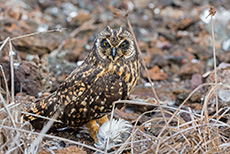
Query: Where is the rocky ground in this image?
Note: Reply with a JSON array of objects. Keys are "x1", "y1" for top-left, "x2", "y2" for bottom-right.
[{"x1": 0, "y1": 0, "x2": 230, "y2": 153}]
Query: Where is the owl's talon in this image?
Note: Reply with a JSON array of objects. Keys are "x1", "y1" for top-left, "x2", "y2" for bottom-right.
[
  {"x1": 86, "y1": 119, "x2": 99, "y2": 142},
  {"x1": 96, "y1": 115, "x2": 108, "y2": 126},
  {"x1": 86, "y1": 115, "x2": 109, "y2": 142}
]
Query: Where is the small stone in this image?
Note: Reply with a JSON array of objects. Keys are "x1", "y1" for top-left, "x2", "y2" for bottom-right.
[{"x1": 143, "y1": 65, "x2": 168, "y2": 81}]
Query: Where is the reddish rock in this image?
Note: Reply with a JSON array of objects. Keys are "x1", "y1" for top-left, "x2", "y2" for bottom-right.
[
  {"x1": 143, "y1": 65, "x2": 168, "y2": 81},
  {"x1": 61, "y1": 37, "x2": 88, "y2": 62},
  {"x1": 38, "y1": 146, "x2": 87, "y2": 154},
  {"x1": 14, "y1": 61, "x2": 52, "y2": 96},
  {"x1": 205, "y1": 62, "x2": 230, "y2": 108},
  {"x1": 70, "y1": 10, "x2": 91, "y2": 25},
  {"x1": 15, "y1": 92, "x2": 36, "y2": 111},
  {"x1": 191, "y1": 73, "x2": 203, "y2": 90},
  {"x1": 206, "y1": 62, "x2": 230, "y2": 84},
  {"x1": 179, "y1": 61, "x2": 204, "y2": 79},
  {"x1": 14, "y1": 32, "x2": 65, "y2": 56}
]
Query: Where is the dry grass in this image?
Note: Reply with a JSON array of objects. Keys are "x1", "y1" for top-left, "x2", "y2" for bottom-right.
[
  {"x1": 107, "y1": 84, "x2": 230, "y2": 154},
  {"x1": 0, "y1": 7, "x2": 230, "y2": 154}
]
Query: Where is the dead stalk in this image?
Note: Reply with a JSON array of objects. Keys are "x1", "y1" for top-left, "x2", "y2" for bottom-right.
[
  {"x1": 9, "y1": 39, "x2": 14, "y2": 104},
  {"x1": 0, "y1": 37, "x2": 10, "y2": 51},
  {"x1": 0, "y1": 28, "x2": 66, "y2": 45},
  {"x1": 0, "y1": 93, "x2": 17, "y2": 129},
  {"x1": 209, "y1": 7, "x2": 218, "y2": 113},
  {"x1": 0, "y1": 65, "x2": 10, "y2": 102},
  {"x1": 208, "y1": 6, "x2": 219, "y2": 147},
  {"x1": 126, "y1": 18, "x2": 167, "y2": 120}
]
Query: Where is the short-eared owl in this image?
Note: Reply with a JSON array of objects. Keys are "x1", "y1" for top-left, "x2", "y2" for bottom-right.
[{"x1": 24, "y1": 26, "x2": 141, "y2": 142}]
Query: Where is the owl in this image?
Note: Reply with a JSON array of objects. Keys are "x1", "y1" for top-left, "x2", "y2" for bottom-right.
[{"x1": 24, "y1": 26, "x2": 141, "y2": 142}]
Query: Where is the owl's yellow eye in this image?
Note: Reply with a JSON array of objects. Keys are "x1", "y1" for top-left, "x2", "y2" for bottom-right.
[
  {"x1": 101, "y1": 39, "x2": 110, "y2": 48},
  {"x1": 120, "y1": 40, "x2": 129, "y2": 49},
  {"x1": 104, "y1": 42, "x2": 109, "y2": 46}
]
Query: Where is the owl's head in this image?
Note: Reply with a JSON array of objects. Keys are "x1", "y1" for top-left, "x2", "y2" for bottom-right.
[{"x1": 94, "y1": 26, "x2": 136, "y2": 62}]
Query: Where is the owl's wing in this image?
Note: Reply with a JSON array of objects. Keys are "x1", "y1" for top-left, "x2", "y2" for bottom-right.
[
  {"x1": 53, "y1": 62, "x2": 105, "y2": 125},
  {"x1": 57, "y1": 62, "x2": 104, "y2": 105},
  {"x1": 24, "y1": 62, "x2": 93, "y2": 123}
]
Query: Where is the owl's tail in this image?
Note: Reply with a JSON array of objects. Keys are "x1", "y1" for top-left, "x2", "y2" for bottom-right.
[{"x1": 23, "y1": 92, "x2": 61, "y2": 129}]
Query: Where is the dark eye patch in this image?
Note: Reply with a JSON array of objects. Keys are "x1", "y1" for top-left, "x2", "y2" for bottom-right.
[
  {"x1": 101, "y1": 39, "x2": 110, "y2": 48},
  {"x1": 119, "y1": 40, "x2": 129, "y2": 49}
]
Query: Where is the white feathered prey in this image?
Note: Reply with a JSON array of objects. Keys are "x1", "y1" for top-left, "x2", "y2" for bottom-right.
[{"x1": 94, "y1": 118, "x2": 132, "y2": 150}]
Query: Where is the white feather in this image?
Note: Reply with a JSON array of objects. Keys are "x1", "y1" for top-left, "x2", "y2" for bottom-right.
[{"x1": 94, "y1": 119, "x2": 132, "y2": 150}]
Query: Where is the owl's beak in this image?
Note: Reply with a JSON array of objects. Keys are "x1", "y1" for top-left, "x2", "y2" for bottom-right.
[{"x1": 112, "y1": 47, "x2": 116, "y2": 60}]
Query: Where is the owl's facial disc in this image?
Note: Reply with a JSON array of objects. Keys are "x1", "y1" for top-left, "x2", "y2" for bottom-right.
[{"x1": 96, "y1": 26, "x2": 135, "y2": 62}]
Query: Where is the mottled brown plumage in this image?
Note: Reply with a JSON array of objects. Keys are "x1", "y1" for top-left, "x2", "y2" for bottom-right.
[{"x1": 24, "y1": 26, "x2": 140, "y2": 141}]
